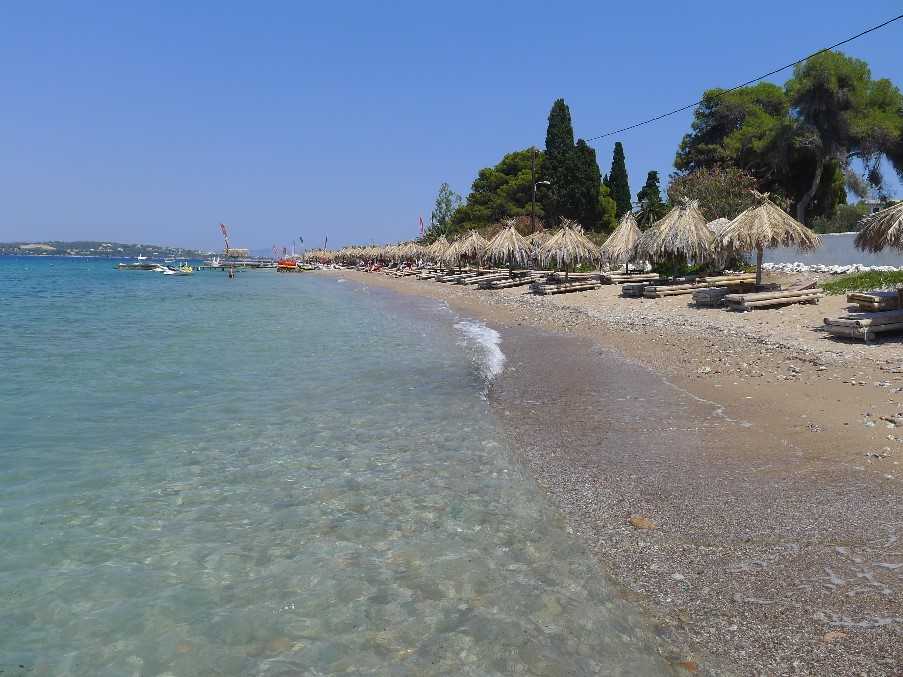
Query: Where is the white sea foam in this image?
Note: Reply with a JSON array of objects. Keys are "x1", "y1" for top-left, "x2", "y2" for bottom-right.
[{"x1": 454, "y1": 320, "x2": 506, "y2": 383}]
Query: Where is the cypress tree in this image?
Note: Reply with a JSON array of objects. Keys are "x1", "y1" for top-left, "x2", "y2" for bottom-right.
[
  {"x1": 542, "y1": 99, "x2": 575, "y2": 226},
  {"x1": 636, "y1": 170, "x2": 666, "y2": 227},
  {"x1": 572, "y1": 139, "x2": 603, "y2": 230},
  {"x1": 608, "y1": 142, "x2": 632, "y2": 218}
]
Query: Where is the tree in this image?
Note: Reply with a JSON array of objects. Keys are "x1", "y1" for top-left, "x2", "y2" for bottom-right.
[
  {"x1": 635, "y1": 171, "x2": 667, "y2": 227},
  {"x1": 449, "y1": 149, "x2": 545, "y2": 233},
  {"x1": 424, "y1": 182, "x2": 463, "y2": 240},
  {"x1": 607, "y1": 142, "x2": 632, "y2": 218},
  {"x1": 667, "y1": 166, "x2": 760, "y2": 221},
  {"x1": 542, "y1": 99, "x2": 576, "y2": 225},
  {"x1": 571, "y1": 139, "x2": 604, "y2": 230},
  {"x1": 598, "y1": 182, "x2": 617, "y2": 232},
  {"x1": 786, "y1": 51, "x2": 903, "y2": 223},
  {"x1": 810, "y1": 202, "x2": 869, "y2": 234},
  {"x1": 675, "y1": 51, "x2": 903, "y2": 224}
]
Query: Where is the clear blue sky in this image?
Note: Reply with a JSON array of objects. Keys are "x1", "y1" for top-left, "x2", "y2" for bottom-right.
[{"x1": 1, "y1": 1, "x2": 901, "y2": 250}]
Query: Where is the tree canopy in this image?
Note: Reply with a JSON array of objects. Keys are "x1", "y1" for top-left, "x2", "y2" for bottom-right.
[
  {"x1": 537, "y1": 99, "x2": 613, "y2": 231},
  {"x1": 636, "y1": 171, "x2": 667, "y2": 227},
  {"x1": 668, "y1": 165, "x2": 760, "y2": 221},
  {"x1": 674, "y1": 50, "x2": 903, "y2": 224},
  {"x1": 423, "y1": 182, "x2": 463, "y2": 241},
  {"x1": 449, "y1": 148, "x2": 544, "y2": 233},
  {"x1": 607, "y1": 142, "x2": 632, "y2": 218}
]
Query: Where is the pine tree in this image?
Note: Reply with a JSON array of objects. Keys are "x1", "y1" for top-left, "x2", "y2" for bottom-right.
[
  {"x1": 571, "y1": 139, "x2": 603, "y2": 230},
  {"x1": 542, "y1": 99, "x2": 575, "y2": 226},
  {"x1": 635, "y1": 170, "x2": 666, "y2": 227},
  {"x1": 607, "y1": 142, "x2": 632, "y2": 218}
]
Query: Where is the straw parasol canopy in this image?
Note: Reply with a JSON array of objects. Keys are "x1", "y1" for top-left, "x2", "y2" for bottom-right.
[
  {"x1": 600, "y1": 212, "x2": 642, "y2": 270},
  {"x1": 425, "y1": 235, "x2": 450, "y2": 261},
  {"x1": 396, "y1": 241, "x2": 425, "y2": 263},
  {"x1": 854, "y1": 201, "x2": 903, "y2": 253},
  {"x1": 538, "y1": 218, "x2": 598, "y2": 279},
  {"x1": 443, "y1": 230, "x2": 488, "y2": 268},
  {"x1": 485, "y1": 219, "x2": 533, "y2": 270},
  {"x1": 635, "y1": 197, "x2": 714, "y2": 266},
  {"x1": 720, "y1": 191, "x2": 821, "y2": 285}
]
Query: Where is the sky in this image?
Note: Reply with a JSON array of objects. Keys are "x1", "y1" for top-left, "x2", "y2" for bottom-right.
[{"x1": 1, "y1": 1, "x2": 901, "y2": 251}]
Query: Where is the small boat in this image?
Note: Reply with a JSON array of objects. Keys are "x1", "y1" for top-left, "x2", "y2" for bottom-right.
[
  {"x1": 276, "y1": 258, "x2": 300, "y2": 272},
  {"x1": 116, "y1": 261, "x2": 160, "y2": 270},
  {"x1": 159, "y1": 263, "x2": 193, "y2": 276}
]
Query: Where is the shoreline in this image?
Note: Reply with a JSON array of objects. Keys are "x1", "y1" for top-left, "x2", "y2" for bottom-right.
[{"x1": 323, "y1": 269, "x2": 902, "y2": 676}]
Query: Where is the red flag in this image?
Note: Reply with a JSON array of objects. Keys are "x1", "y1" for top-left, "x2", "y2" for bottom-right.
[{"x1": 419, "y1": 216, "x2": 425, "y2": 236}]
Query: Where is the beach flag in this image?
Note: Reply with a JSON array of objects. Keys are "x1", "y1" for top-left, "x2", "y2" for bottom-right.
[
  {"x1": 419, "y1": 216, "x2": 425, "y2": 237},
  {"x1": 299, "y1": 235, "x2": 304, "y2": 244}
]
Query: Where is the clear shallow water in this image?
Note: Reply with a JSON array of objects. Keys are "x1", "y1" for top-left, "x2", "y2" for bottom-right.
[{"x1": 0, "y1": 258, "x2": 669, "y2": 676}]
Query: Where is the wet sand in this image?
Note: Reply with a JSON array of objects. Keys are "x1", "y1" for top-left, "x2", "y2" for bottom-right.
[{"x1": 321, "y1": 269, "x2": 902, "y2": 676}]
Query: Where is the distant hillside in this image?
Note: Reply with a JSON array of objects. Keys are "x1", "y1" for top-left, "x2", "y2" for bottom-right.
[{"x1": 0, "y1": 241, "x2": 211, "y2": 258}]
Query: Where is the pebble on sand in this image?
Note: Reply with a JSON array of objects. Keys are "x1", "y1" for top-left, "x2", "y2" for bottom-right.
[{"x1": 629, "y1": 515, "x2": 657, "y2": 530}]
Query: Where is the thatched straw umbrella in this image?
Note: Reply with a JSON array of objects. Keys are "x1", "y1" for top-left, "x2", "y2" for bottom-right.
[
  {"x1": 635, "y1": 198, "x2": 713, "y2": 276},
  {"x1": 397, "y1": 241, "x2": 425, "y2": 264},
  {"x1": 720, "y1": 191, "x2": 821, "y2": 286},
  {"x1": 485, "y1": 219, "x2": 533, "y2": 272},
  {"x1": 854, "y1": 201, "x2": 903, "y2": 253},
  {"x1": 600, "y1": 212, "x2": 642, "y2": 273},
  {"x1": 443, "y1": 230, "x2": 488, "y2": 269},
  {"x1": 425, "y1": 235, "x2": 449, "y2": 263},
  {"x1": 539, "y1": 219, "x2": 598, "y2": 281}
]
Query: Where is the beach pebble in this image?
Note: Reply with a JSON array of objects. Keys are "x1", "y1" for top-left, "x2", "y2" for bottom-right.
[{"x1": 629, "y1": 515, "x2": 656, "y2": 530}]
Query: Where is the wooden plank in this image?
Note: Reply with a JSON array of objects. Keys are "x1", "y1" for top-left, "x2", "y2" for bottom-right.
[
  {"x1": 725, "y1": 288, "x2": 823, "y2": 303},
  {"x1": 727, "y1": 293, "x2": 822, "y2": 309}
]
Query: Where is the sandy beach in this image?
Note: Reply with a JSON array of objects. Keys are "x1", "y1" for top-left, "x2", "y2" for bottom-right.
[{"x1": 325, "y1": 269, "x2": 903, "y2": 676}]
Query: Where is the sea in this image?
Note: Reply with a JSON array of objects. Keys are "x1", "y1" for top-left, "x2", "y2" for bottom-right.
[{"x1": 0, "y1": 257, "x2": 671, "y2": 676}]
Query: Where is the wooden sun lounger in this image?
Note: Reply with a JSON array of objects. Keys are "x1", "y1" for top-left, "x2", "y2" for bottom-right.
[
  {"x1": 724, "y1": 286, "x2": 823, "y2": 311},
  {"x1": 693, "y1": 282, "x2": 779, "y2": 306},
  {"x1": 601, "y1": 272, "x2": 661, "y2": 284},
  {"x1": 460, "y1": 272, "x2": 510, "y2": 285},
  {"x1": 847, "y1": 290, "x2": 902, "y2": 312},
  {"x1": 546, "y1": 271, "x2": 600, "y2": 283},
  {"x1": 481, "y1": 275, "x2": 542, "y2": 290},
  {"x1": 438, "y1": 271, "x2": 480, "y2": 283},
  {"x1": 644, "y1": 275, "x2": 756, "y2": 299},
  {"x1": 531, "y1": 280, "x2": 601, "y2": 295},
  {"x1": 823, "y1": 309, "x2": 903, "y2": 342}
]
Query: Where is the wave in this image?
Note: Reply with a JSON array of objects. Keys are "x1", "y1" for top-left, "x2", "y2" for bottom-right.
[{"x1": 454, "y1": 320, "x2": 506, "y2": 386}]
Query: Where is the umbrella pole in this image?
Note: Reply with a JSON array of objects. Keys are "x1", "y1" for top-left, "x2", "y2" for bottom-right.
[{"x1": 755, "y1": 246, "x2": 763, "y2": 288}]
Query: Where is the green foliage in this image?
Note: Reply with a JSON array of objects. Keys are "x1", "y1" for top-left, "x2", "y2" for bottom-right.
[
  {"x1": 607, "y1": 142, "x2": 632, "y2": 217},
  {"x1": 667, "y1": 165, "x2": 760, "y2": 220},
  {"x1": 821, "y1": 270, "x2": 903, "y2": 295},
  {"x1": 424, "y1": 182, "x2": 463, "y2": 241},
  {"x1": 810, "y1": 202, "x2": 869, "y2": 234},
  {"x1": 636, "y1": 171, "x2": 667, "y2": 227},
  {"x1": 450, "y1": 148, "x2": 545, "y2": 233},
  {"x1": 676, "y1": 83, "x2": 790, "y2": 175},
  {"x1": 675, "y1": 51, "x2": 903, "y2": 224},
  {"x1": 537, "y1": 99, "x2": 610, "y2": 230},
  {"x1": 542, "y1": 99, "x2": 576, "y2": 225},
  {"x1": 570, "y1": 140, "x2": 605, "y2": 231},
  {"x1": 598, "y1": 182, "x2": 617, "y2": 232}
]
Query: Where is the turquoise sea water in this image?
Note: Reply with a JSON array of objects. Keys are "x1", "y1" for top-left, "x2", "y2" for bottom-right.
[{"x1": 0, "y1": 258, "x2": 669, "y2": 676}]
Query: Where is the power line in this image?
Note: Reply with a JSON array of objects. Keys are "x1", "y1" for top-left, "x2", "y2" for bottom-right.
[{"x1": 584, "y1": 13, "x2": 903, "y2": 142}]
